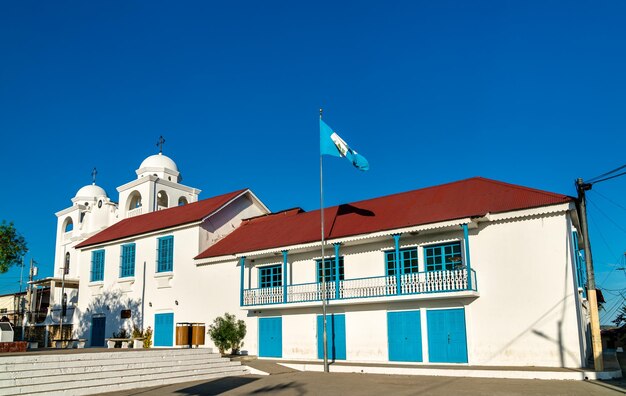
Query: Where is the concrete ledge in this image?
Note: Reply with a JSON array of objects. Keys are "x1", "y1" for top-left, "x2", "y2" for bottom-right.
[{"x1": 279, "y1": 362, "x2": 623, "y2": 381}]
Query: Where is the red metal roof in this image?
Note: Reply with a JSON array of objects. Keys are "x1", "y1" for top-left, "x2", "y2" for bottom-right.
[
  {"x1": 76, "y1": 189, "x2": 248, "y2": 249},
  {"x1": 196, "y1": 177, "x2": 573, "y2": 259}
]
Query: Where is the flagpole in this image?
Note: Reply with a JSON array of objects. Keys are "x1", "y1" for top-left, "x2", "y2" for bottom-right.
[{"x1": 319, "y1": 108, "x2": 329, "y2": 373}]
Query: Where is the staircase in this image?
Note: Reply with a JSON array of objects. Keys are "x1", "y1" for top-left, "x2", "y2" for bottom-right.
[{"x1": 0, "y1": 348, "x2": 248, "y2": 395}]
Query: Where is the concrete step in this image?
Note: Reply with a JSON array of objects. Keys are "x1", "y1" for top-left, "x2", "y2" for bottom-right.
[
  {"x1": 0, "y1": 349, "x2": 248, "y2": 396},
  {"x1": 0, "y1": 352, "x2": 225, "y2": 375},
  {"x1": 0, "y1": 348, "x2": 215, "y2": 367},
  {"x1": 6, "y1": 364, "x2": 249, "y2": 395},
  {"x1": 23, "y1": 366, "x2": 250, "y2": 396},
  {"x1": 0, "y1": 358, "x2": 240, "y2": 386},
  {"x1": 0, "y1": 360, "x2": 243, "y2": 388}
]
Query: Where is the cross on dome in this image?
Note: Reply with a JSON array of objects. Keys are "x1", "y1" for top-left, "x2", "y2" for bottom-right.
[
  {"x1": 91, "y1": 167, "x2": 98, "y2": 185},
  {"x1": 156, "y1": 136, "x2": 165, "y2": 154}
]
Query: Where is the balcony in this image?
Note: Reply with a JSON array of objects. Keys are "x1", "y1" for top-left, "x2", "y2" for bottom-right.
[
  {"x1": 242, "y1": 268, "x2": 477, "y2": 307},
  {"x1": 127, "y1": 207, "x2": 143, "y2": 218}
]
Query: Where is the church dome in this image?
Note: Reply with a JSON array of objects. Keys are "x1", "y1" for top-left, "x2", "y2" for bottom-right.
[
  {"x1": 139, "y1": 153, "x2": 178, "y2": 172},
  {"x1": 74, "y1": 184, "x2": 108, "y2": 199}
]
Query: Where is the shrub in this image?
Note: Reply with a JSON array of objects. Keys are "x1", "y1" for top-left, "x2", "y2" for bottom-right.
[
  {"x1": 143, "y1": 327, "x2": 153, "y2": 348},
  {"x1": 208, "y1": 313, "x2": 246, "y2": 355}
]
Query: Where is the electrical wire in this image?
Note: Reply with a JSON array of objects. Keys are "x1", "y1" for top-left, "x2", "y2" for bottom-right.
[
  {"x1": 590, "y1": 189, "x2": 626, "y2": 213},
  {"x1": 587, "y1": 163, "x2": 626, "y2": 183},
  {"x1": 587, "y1": 198, "x2": 626, "y2": 236},
  {"x1": 592, "y1": 171, "x2": 626, "y2": 185}
]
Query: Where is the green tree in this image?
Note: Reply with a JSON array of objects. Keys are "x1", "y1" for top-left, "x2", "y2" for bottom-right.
[
  {"x1": 208, "y1": 313, "x2": 246, "y2": 354},
  {"x1": 613, "y1": 305, "x2": 626, "y2": 327},
  {"x1": 0, "y1": 221, "x2": 28, "y2": 273}
]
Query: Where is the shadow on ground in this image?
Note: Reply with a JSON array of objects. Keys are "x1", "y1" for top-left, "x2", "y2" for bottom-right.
[{"x1": 173, "y1": 376, "x2": 260, "y2": 395}]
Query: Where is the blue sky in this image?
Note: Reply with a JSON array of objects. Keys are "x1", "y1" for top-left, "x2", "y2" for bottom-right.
[{"x1": 0, "y1": 1, "x2": 624, "y2": 324}]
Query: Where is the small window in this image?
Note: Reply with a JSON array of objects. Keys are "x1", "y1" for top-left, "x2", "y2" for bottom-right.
[
  {"x1": 385, "y1": 247, "x2": 418, "y2": 276},
  {"x1": 121, "y1": 309, "x2": 132, "y2": 319},
  {"x1": 0, "y1": 309, "x2": 7, "y2": 314},
  {"x1": 64, "y1": 252, "x2": 70, "y2": 275},
  {"x1": 178, "y1": 197, "x2": 188, "y2": 206},
  {"x1": 259, "y1": 265, "x2": 282, "y2": 288},
  {"x1": 91, "y1": 250, "x2": 105, "y2": 282},
  {"x1": 157, "y1": 236, "x2": 174, "y2": 273},
  {"x1": 424, "y1": 242, "x2": 462, "y2": 272},
  {"x1": 316, "y1": 257, "x2": 344, "y2": 283},
  {"x1": 120, "y1": 243, "x2": 136, "y2": 278}
]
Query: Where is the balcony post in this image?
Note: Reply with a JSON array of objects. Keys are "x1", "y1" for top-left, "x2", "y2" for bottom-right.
[
  {"x1": 333, "y1": 243, "x2": 341, "y2": 300},
  {"x1": 462, "y1": 224, "x2": 472, "y2": 290},
  {"x1": 393, "y1": 234, "x2": 401, "y2": 295},
  {"x1": 282, "y1": 250, "x2": 288, "y2": 303},
  {"x1": 239, "y1": 256, "x2": 246, "y2": 306}
]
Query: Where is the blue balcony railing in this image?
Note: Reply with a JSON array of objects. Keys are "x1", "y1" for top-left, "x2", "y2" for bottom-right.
[{"x1": 242, "y1": 268, "x2": 477, "y2": 306}]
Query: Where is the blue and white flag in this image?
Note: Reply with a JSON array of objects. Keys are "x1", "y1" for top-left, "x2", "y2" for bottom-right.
[{"x1": 320, "y1": 119, "x2": 369, "y2": 171}]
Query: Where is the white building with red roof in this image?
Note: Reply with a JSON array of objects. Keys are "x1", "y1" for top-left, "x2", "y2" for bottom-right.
[{"x1": 51, "y1": 151, "x2": 593, "y2": 370}]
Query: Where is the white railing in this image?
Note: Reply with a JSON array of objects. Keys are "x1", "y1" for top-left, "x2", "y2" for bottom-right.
[
  {"x1": 242, "y1": 269, "x2": 476, "y2": 306},
  {"x1": 340, "y1": 276, "x2": 396, "y2": 299},
  {"x1": 400, "y1": 269, "x2": 468, "y2": 294},
  {"x1": 243, "y1": 286, "x2": 282, "y2": 305},
  {"x1": 127, "y1": 207, "x2": 143, "y2": 218},
  {"x1": 287, "y1": 282, "x2": 335, "y2": 303}
]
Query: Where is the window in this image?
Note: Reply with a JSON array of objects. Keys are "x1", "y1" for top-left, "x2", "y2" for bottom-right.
[
  {"x1": 64, "y1": 252, "x2": 70, "y2": 275},
  {"x1": 259, "y1": 265, "x2": 282, "y2": 288},
  {"x1": 316, "y1": 257, "x2": 344, "y2": 283},
  {"x1": 120, "y1": 243, "x2": 136, "y2": 278},
  {"x1": 385, "y1": 247, "x2": 419, "y2": 276},
  {"x1": 91, "y1": 250, "x2": 105, "y2": 282},
  {"x1": 0, "y1": 308, "x2": 7, "y2": 314},
  {"x1": 424, "y1": 242, "x2": 462, "y2": 272},
  {"x1": 157, "y1": 236, "x2": 174, "y2": 272}
]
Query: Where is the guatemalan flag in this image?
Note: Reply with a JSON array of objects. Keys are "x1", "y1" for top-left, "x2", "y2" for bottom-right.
[{"x1": 320, "y1": 119, "x2": 369, "y2": 171}]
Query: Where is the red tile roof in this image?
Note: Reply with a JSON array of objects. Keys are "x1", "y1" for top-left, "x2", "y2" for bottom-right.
[
  {"x1": 195, "y1": 177, "x2": 573, "y2": 259},
  {"x1": 76, "y1": 189, "x2": 248, "y2": 249}
]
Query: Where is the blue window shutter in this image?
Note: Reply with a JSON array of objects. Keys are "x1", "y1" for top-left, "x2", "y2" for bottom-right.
[
  {"x1": 91, "y1": 250, "x2": 105, "y2": 282},
  {"x1": 120, "y1": 244, "x2": 136, "y2": 278},
  {"x1": 157, "y1": 236, "x2": 174, "y2": 272}
]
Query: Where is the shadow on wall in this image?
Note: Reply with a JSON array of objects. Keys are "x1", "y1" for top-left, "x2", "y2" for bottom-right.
[{"x1": 74, "y1": 289, "x2": 143, "y2": 340}]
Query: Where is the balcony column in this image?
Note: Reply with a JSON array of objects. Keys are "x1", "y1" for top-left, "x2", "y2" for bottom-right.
[
  {"x1": 393, "y1": 234, "x2": 402, "y2": 295},
  {"x1": 333, "y1": 243, "x2": 341, "y2": 300},
  {"x1": 462, "y1": 224, "x2": 472, "y2": 290},
  {"x1": 239, "y1": 256, "x2": 246, "y2": 306},
  {"x1": 282, "y1": 250, "x2": 288, "y2": 303}
]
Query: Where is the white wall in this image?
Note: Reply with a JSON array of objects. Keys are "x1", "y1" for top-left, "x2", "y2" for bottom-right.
[{"x1": 238, "y1": 211, "x2": 585, "y2": 368}]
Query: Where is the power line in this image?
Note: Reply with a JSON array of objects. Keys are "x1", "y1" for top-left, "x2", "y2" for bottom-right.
[
  {"x1": 590, "y1": 189, "x2": 626, "y2": 213},
  {"x1": 593, "y1": 171, "x2": 626, "y2": 185},
  {"x1": 587, "y1": 163, "x2": 626, "y2": 183},
  {"x1": 587, "y1": 197, "x2": 626, "y2": 236}
]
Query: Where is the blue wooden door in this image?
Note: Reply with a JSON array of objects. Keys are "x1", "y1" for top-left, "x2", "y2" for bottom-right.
[
  {"x1": 317, "y1": 314, "x2": 346, "y2": 361},
  {"x1": 91, "y1": 317, "x2": 106, "y2": 347},
  {"x1": 154, "y1": 313, "x2": 174, "y2": 347},
  {"x1": 427, "y1": 308, "x2": 468, "y2": 363},
  {"x1": 388, "y1": 310, "x2": 422, "y2": 362},
  {"x1": 259, "y1": 317, "x2": 282, "y2": 357}
]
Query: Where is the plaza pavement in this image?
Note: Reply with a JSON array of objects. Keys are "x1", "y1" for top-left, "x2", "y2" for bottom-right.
[{"x1": 98, "y1": 371, "x2": 626, "y2": 396}]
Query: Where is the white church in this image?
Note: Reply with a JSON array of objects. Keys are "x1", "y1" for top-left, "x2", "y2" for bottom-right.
[{"x1": 46, "y1": 146, "x2": 596, "y2": 369}]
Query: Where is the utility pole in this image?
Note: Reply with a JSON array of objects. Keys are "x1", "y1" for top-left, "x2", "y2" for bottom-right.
[
  {"x1": 19, "y1": 257, "x2": 25, "y2": 340},
  {"x1": 25, "y1": 259, "x2": 36, "y2": 340},
  {"x1": 576, "y1": 178, "x2": 603, "y2": 371}
]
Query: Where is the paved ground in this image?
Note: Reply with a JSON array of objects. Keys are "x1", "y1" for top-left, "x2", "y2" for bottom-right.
[{"x1": 99, "y1": 372, "x2": 626, "y2": 396}]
